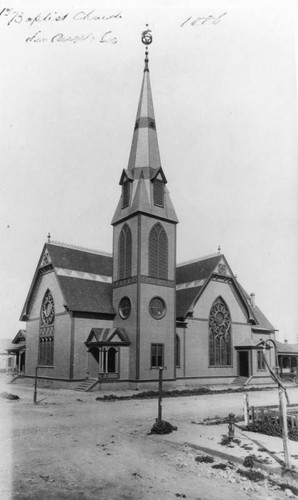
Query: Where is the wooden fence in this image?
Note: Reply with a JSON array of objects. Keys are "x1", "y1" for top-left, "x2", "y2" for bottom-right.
[{"x1": 250, "y1": 404, "x2": 298, "y2": 429}]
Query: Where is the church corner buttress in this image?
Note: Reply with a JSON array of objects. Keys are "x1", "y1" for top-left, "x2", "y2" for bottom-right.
[{"x1": 111, "y1": 38, "x2": 178, "y2": 384}]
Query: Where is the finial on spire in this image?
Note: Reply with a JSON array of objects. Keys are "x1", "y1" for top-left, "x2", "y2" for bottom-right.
[
  {"x1": 218, "y1": 245, "x2": 221, "y2": 254},
  {"x1": 141, "y1": 25, "x2": 152, "y2": 72},
  {"x1": 47, "y1": 232, "x2": 51, "y2": 243}
]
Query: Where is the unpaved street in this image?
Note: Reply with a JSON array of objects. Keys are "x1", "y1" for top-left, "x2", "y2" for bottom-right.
[{"x1": 1, "y1": 384, "x2": 298, "y2": 499}]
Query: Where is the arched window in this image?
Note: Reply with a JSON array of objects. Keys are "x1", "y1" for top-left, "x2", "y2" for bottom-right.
[
  {"x1": 176, "y1": 334, "x2": 180, "y2": 367},
  {"x1": 39, "y1": 290, "x2": 55, "y2": 366},
  {"x1": 209, "y1": 297, "x2": 231, "y2": 366},
  {"x1": 118, "y1": 224, "x2": 132, "y2": 279},
  {"x1": 148, "y1": 223, "x2": 168, "y2": 279}
]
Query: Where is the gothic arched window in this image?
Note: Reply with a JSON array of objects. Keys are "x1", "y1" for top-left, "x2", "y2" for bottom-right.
[
  {"x1": 209, "y1": 297, "x2": 231, "y2": 366},
  {"x1": 118, "y1": 224, "x2": 132, "y2": 279},
  {"x1": 148, "y1": 223, "x2": 168, "y2": 279},
  {"x1": 39, "y1": 290, "x2": 55, "y2": 366}
]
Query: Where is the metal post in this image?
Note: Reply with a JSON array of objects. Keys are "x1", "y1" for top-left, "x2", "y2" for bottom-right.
[
  {"x1": 33, "y1": 365, "x2": 38, "y2": 404},
  {"x1": 157, "y1": 367, "x2": 163, "y2": 424}
]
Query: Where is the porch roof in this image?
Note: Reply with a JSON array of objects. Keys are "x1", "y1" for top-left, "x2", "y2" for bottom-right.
[
  {"x1": 85, "y1": 327, "x2": 130, "y2": 346},
  {"x1": 6, "y1": 341, "x2": 26, "y2": 353}
]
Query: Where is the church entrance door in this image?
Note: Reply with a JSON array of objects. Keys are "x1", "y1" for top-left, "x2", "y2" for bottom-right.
[{"x1": 238, "y1": 350, "x2": 249, "y2": 377}]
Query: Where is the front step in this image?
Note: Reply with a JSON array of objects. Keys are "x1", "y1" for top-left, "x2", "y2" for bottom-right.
[
  {"x1": 231, "y1": 376, "x2": 249, "y2": 386},
  {"x1": 74, "y1": 378, "x2": 98, "y2": 392}
]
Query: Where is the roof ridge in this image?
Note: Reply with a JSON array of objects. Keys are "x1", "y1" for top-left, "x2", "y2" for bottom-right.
[
  {"x1": 177, "y1": 253, "x2": 222, "y2": 268},
  {"x1": 48, "y1": 240, "x2": 112, "y2": 257}
]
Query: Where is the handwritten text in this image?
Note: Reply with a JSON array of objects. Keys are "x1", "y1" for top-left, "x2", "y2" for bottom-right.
[{"x1": 180, "y1": 13, "x2": 227, "y2": 28}]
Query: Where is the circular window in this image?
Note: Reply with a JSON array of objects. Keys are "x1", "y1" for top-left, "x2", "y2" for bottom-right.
[
  {"x1": 119, "y1": 297, "x2": 131, "y2": 319},
  {"x1": 149, "y1": 297, "x2": 166, "y2": 320}
]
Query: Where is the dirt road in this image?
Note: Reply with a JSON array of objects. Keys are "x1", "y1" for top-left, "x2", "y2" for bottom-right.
[{"x1": 1, "y1": 384, "x2": 298, "y2": 499}]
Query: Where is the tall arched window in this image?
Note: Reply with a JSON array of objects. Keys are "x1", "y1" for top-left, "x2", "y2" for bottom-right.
[
  {"x1": 118, "y1": 224, "x2": 132, "y2": 279},
  {"x1": 209, "y1": 297, "x2": 231, "y2": 366},
  {"x1": 148, "y1": 223, "x2": 168, "y2": 279},
  {"x1": 39, "y1": 290, "x2": 55, "y2": 366}
]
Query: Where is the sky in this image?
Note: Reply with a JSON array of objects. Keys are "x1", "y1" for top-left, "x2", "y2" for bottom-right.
[{"x1": 0, "y1": 0, "x2": 297, "y2": 342}]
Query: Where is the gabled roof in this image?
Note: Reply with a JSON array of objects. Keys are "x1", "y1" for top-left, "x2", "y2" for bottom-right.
[
  {"x1": 176, "y1": 254, "x2": 275, "y2": 331},
  {"x1": 20, "y1": 242, "x2": 114, "y2": 319},
  {"x1": 177, "y1": 254, "x2": 222, "y2": 285},
  {"x1": 276, "y1": 341, "x2": 298, "y2": 355},
  {"x1": 12, "y1": 329, "x2": 26, "y2": 344},
  {"x1": 47, "y1": 243, "x2": 112, "y2": 276},
  {"x1": 238, "y1": 284, "x2": 276, "y2": 332},
  {"x1": 86, "y1": 327, "x2": 130, "y2": 346}
]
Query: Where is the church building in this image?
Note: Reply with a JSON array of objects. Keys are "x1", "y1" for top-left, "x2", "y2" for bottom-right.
[{"x1": 20, "y1": 34, "x2": 276, "y2": 391}]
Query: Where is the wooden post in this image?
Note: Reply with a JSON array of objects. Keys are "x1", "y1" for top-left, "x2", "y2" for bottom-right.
[
  {"x1": 157, "y1": 367, "x2": 163, "y2": 424},
  {"x1": 243, "y1": 393, "x2": 249, "y2": 425},
  {"x1": 279, "y1": 387, "x2": 292, "y2": 470},
  {"x1": 228, "y1": 413, "x2": 235, "y2": 439},
  {"x1": 33, "y1": 365, "x2": 38, "y2": 404}
]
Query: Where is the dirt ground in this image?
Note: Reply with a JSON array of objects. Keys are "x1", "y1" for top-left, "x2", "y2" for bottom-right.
[{"x1": 1, "y1": 382, "x2": 298, "y2": 500}]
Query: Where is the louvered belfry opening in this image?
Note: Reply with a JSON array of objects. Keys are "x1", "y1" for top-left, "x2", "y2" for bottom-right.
[
  {"x1": 153, "y1": 179, "x2": 164, "y2": 207},
  {"x1": 122, "y1": 181, "x2": 130, "y2": 209},
  {"x1": 148, "y1": 223, "x2": 168, "y2": 279},
  {"x1": 118, "y1": 224, "x2": 132, "y2": 279}
]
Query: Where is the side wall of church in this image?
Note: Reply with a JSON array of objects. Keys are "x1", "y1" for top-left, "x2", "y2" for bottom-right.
[
  {"x1": 25, "y1": 271, "x2": 72, "y2": 380},
  {"x1": 178, "y1": 280, "x2": 252, "y2": 379}
]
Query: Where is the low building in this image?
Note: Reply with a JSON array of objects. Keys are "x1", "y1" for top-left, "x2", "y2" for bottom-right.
[{"x1": 6, "y1": 330, "x2": 26, "y2": 375}]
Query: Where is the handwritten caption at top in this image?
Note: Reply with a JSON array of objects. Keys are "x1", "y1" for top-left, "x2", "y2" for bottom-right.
[{"x1": 0, "y1": 8, "x2": 121, "y2": 44}]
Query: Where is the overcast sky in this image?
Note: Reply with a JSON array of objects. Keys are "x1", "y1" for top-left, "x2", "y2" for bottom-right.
[{"x1": 0, "y1": 0, "x2": 297, "y2": 342}]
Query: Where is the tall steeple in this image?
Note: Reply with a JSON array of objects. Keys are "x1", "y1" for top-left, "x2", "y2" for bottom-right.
[
  {"x1": 127, "y1": 44, "x2": 161, "y2": 171},
  {"x1": 112, "y1": 30, "x2": 178, "y2": 225},
  {"x1": 112, "y1": 30, "x2": 178, "y2": 384}
]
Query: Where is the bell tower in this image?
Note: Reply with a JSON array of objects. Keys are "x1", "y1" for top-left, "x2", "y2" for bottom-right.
[{"x1": 111, "y1": 29, "x2": 178, "y2": 386}]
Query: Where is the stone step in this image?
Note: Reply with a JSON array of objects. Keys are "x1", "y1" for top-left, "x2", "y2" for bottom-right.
[{"x1": 74, "y1": 379, "x2": 98, "y2": 392}]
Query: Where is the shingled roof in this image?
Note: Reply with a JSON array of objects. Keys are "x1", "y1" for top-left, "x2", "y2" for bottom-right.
[
  {"x1": 47, "y1": 243, "x2": 112, "y2": 276},
  {"x1": 20, "y1": 242, "x2": 114, "y2": 319},
  {"x1": 176, "y1": 254, "x2": 275, "y2": 332},
  {"x1": 176, "y1": 255, "x2": 222, "y2": 319}
]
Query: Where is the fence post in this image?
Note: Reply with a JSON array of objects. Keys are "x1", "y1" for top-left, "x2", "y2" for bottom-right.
[
  {"x1": 279, "y1": 387, "x2": 292, "y2": 470},
  {"x1": 33, "y1": 365, "x2": 39, "y2": 404},
  {"x1": 243, "y1": 393, "x2": 249, "y2": 425},
  {"x1": 228, "y1": 413, "x2": 235, "y2": 439},
  {"x1": 157, "y1": 367, "x2": 163, "y2": 424}
]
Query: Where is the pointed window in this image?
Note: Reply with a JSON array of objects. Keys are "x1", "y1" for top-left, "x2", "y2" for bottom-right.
[
  {"x1": 39, "y1": 290, "x2": 55, "y2": 366},
  {"x1": 148, "y1": 223, "x2": 168, "y2": 279},
  {"x1": 122, "y1": 182, "x2": 130, "y2": 209},
  {"x1": 118, "y1": 224, "x2": 132, "y2": 279},
  {"x1": 209, "y1": 297, "x2": 231, "y2": 366},
  {"x1": 153, "y1": 179, "x2": 164, "y2": 207}
]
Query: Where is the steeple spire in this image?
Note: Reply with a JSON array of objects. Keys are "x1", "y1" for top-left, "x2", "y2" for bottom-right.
[
  {"x1": 127, "y1": 27, "x2": 160, "y2": 171},
  {"x1": 111, "y1": 29, "x2": 178, "y2": 225}
]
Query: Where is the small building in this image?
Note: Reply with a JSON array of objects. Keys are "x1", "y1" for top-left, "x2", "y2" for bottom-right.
[
  {"x1": 276, "y1": 340, "x2": 298, "y2": 380},
  {"x1": 0, "y1": 339, "x2": 12, "y2": 373},
  {"x1": 6, "y1": 330, "x2": 26, "y2": 375}
]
